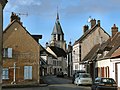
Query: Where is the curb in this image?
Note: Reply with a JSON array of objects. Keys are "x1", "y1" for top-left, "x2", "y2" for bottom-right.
[{"x1": 2, "y1": 84, "x2": 48, "y2": 88}]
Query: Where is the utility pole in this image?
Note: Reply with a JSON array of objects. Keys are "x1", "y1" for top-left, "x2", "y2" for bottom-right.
[{"x1": 0, "y1": 0, "x2": 7, "y2": 90}]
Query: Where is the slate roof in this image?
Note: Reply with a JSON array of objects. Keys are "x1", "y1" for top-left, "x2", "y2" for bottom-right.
[
  {"x1": 111, "y1": 48, "x2": 120, "y2": 58},
  {"x1": 81, "y1": 28, "x2": 120, "y2": 62},
  {"x1": 40, "y1": 45, "x2": 57, "y2": 59},
  {"x1": 48, "y1": 46, "x2": 67, "y2": 58},
  {"x1": 105, "y1": 32, "x2": 120, "y2": 58},
  {"x1": 96, "y1": 32, "x2": 120, "y2": 59},
  {"x1": 52, "y1": 13, "x2": 64, "y2": 35},
  {"x1": 97, "y1": 38, "x2": 112, "y2": 54}
]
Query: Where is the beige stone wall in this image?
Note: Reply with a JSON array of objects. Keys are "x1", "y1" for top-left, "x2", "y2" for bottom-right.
[
  {"x1": 81, "y1": 27, "x2": 109, "y2": 60},
  {"x1": 3, "y1": 22, "x2": 40, "y2": 84}
]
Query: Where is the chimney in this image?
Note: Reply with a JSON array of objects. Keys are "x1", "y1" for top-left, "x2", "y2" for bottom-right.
[
  {"x1": 111, "y1": 24, "x2": 118, "y2": 37},
  {"x1": 10, "y1": 12, "x2": 21, "y2": 23},
  {"x1": 46, "y1": 42, "x2": 49, "y2": 48},
  {"x1": 90, "y1": 19, "x2": 96, "y2": 28},
  {"x1": 97, "y1": 20, "x2": 100, "y2": 27},
  {"x1": 83, "y1": 25, "x2": 89, "y2": 33}
]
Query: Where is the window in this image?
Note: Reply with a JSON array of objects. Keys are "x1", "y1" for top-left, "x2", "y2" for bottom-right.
[
  {"x1": 105, "y1": 66, "x2": 109, "y2": 78},
  {"x1": 75, "y1": 64, "x2": 78, "y2": 70},
  {"x1": 53, "y1": 60, "x2": 56, "y2": 66},
  {"x1": 3, "y1": 48, "x2": 12, "y2": 58},
  {"x1": 54, "y1": 34, "x2": 56, "y2": 41},
  {"x1": 24, "y1": 66, "x2": 32, "y2": 80},
  {"x1": 58, "y1": 34, "x2": 60, "y2": 41},
  {"x1": 2, "y1": 68, "x2": 9, "y2": 79}
]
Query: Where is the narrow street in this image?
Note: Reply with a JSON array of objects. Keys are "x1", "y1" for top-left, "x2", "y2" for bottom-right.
[
  {"x1": 42, "y1": 75, "x2": 72, "y2": 84},
  {"x1": 43, "y1": 75, "x2": 91, "y2": 90},
  {"x1": 3, "y1": 75, "x2": 91, "y2": 90}
]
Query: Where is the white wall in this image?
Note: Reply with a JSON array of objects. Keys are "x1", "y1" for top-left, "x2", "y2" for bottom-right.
[
  {"x1": 117, "y1": 63, "x2": 120, "y2": 87},
  {"x1": 72, "y1": 43, "x2": 81, "y2": 72},
  {"x1": 97, "y1": 58, "x2": 120, "y2": 87}
]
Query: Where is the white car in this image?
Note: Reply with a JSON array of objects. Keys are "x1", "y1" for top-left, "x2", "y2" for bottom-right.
[{"x1": 74, "y1": 73, "x2": 92, "y2": 86}]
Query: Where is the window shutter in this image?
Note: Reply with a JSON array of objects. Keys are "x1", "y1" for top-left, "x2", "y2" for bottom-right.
[
  {"x1": 24, "y1": 66, "x2": 32, "y2": 79},
  {"x1": 3, "y1": 48, "x2": 8, "y2": 57},
  {"x1": 8, "y1": 48, "x2": 12, "y2": 58}
]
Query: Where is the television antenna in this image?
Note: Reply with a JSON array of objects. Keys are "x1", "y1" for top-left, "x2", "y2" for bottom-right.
[
  {"x1": 15, "y1": 12, "x2": 28, "y2": 16},
  {"x1": 4, "y1": 10, "x2": 28, "y2": 17}
]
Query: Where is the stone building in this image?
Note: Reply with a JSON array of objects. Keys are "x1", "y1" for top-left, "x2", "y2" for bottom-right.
[
  {"x1": 2, "y1": 12, "x2": 42, "y2": 84},
  {"x1": 72, "y1": 19, "x2": 110, "y2": 74}
]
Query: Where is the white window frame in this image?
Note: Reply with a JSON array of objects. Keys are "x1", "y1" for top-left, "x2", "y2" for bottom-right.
[
  {"x1": 24, "y1": 66, "x2": 32, "y2": 80},
  {"x1": 3, "y1": 48, "x2": 12, "y2": 58},
  {"x1": 2, "y1": 68, "x2": 9, "y2": 80}
]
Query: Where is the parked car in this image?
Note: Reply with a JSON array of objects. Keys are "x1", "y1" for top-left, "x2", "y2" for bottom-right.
[
  {"x1": 74, "y1": 73, "x2": 92, "y2": 86},
  {"x1": 56, "y1": 71, "x2": 64, "y2": 77},
  {"x1": 91, "y1": 77, "x2": 117, "y2": 90},
  {"x1": 63, "y1": 71, "x2": 67, "y2": 76},
  {"x1": 72, "y1": 70, "x2": 86, "y2": 84}
]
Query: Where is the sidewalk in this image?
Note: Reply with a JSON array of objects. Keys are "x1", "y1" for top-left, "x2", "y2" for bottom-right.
[
  {"x1": 2, "y1": 77, "x2": 48, "y2": 88},
  {"x1": 2, "y1": 83, "x2": 48, "y2": 88}
]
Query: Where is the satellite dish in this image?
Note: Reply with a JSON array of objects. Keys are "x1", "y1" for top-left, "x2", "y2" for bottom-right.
[{"x1": 87, "y1": 16, "x2": 92, "y2": 23}]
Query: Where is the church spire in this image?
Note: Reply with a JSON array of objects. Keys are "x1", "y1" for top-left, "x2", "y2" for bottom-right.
[
  {"x1": 56, "y1": 6, "x2": 59, "y2": 21},
  {"x1": 57, "y1": 12, "x2": 59, "y2": 20}
]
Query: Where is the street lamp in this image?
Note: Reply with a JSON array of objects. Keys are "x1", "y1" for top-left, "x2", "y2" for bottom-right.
[{"x1": 0, "y1": 0, "x2": 7, "y2": 89}]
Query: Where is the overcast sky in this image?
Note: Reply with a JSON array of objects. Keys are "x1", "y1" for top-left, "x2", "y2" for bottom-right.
[{"x1": 3, "y1": 0, "x2": 120, "y2": 46}]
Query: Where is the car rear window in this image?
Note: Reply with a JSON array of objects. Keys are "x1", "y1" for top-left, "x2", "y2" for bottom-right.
[
  {"x1": 79, "y1": 73, "x2": 91, "y2": 78},
  {"x1": 101, "y1": 78, "x2": 116, "y2": 84}
]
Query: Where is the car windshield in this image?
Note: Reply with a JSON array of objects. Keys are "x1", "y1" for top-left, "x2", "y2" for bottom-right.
[
  {"x1": 79, "y1": 73, "x2": 91, "y2": 78},
  {"x1": 101, "y1": 78, "x2": 116, "y2": 84}
]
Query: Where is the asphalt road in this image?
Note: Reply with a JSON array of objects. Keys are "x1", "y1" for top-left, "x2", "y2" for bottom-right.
[
  {"x1": 42, "y1": 75, "x2": 72, "y2": 84},
  {"x1": 43, "y1": 75, "x2": 91, "y2": 90},
  {"x1": 3, "y1": 75, "x2": 91, "y2": 90}
]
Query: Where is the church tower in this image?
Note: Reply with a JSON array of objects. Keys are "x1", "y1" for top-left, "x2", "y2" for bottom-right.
[{"x1": 50, "y1": 12, "x2": 66, "y2": 50}]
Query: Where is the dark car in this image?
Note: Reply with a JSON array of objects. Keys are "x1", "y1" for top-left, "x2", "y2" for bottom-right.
[
  {"x1": 91, "y1": 77, "x2": 117, "y2": 90},
  {"x1": 57, "y1": 71, "x2": 64, "y2": 77}
]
